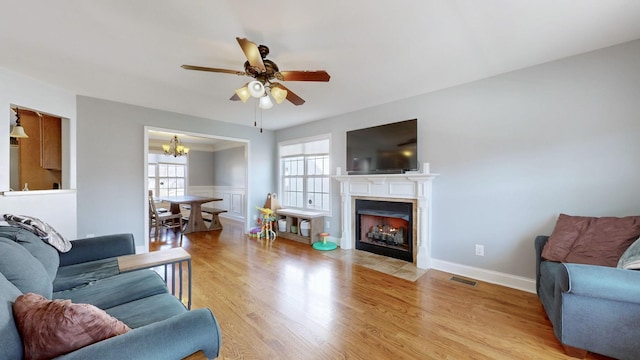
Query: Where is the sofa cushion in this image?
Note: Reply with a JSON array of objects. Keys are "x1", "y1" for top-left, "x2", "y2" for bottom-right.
[
  {"x1": 105, "y1": 293, "x2": 187, "y2": 328},
  {"x1": 53, "y1": 269, "x2": 168, "y2": 310},
  {"x1": 617, "y1": 237, "x2": 640, "y2": 270},
  {"x1": 541, "y1": 214, "x2": 640, "y2": 267},
  {"x1": 0, "y1": 238, "x2": 53, "y2": 298},
  {"x1": 0, "y1": 272, "x2": 24, "y2": 360},
  {"x1": 53, "y1": 258, "x2": 119, "y2": 292},
  {"x1": 13, "y1": 292, "x2": 130, "y2": 360},
  {"x1": 0, "y1": 227, "x2": 59, "y2": 282}
]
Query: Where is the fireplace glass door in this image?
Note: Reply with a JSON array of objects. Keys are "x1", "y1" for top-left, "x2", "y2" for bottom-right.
[{"x1": 355, "y1": 199, "x2": 413, "y2": 262}]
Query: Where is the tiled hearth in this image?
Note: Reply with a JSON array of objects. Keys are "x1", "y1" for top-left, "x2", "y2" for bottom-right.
[{"x1": 321, "y1": 248, "x2": 427, "y2": 282}]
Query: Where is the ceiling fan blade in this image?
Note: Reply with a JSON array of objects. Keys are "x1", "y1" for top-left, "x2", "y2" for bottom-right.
[
  {"x1": 181, "y1": 65, "x2": 245, "y2": 76},
  {"x1": 272, "y1": 83, "x2": 305, "y2": 106},
  {"x1": 236, "y1": 37, "x2": 266, "y2": 72},
  {"x1": 278, "y1": 70, "x2": 330, "y2": 82}
]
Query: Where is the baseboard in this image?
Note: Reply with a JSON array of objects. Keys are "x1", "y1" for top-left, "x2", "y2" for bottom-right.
[
  {"x1": 220, "y1": 212, "x2": 244, "y2": 223},
  {"x1": 430, "y1": 258, "x2": 536, "y2": 294}
]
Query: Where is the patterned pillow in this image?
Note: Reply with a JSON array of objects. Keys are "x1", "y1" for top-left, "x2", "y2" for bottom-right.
[
  {"x1": 3, "y1": 214, "x2": 71, "y2": 252},
  {"x1": 617, "y1": 237, "x2": 640, "y2": 269},
  {"x1": 12, "y1": 293, "x2": 130, "y2": 360}
]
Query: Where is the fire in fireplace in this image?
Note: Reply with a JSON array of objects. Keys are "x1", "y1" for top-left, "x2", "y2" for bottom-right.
[{"x1": 355, "y1": 199, "x2": 413, "y2": 262}]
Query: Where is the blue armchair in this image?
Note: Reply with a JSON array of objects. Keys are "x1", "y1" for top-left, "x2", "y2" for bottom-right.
[{"x1": 535, "y1": 235, "x2": 640, "y2": 359}]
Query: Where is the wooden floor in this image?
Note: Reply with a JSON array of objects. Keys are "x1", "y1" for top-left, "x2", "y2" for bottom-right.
[{"x1": 150, "y1": 219, "x2": 611, "y2": 360}]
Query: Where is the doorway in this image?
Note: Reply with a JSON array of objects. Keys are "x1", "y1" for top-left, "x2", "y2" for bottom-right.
[{"x1": 144, "y1": 127, "x2": 249, "y2": 251}]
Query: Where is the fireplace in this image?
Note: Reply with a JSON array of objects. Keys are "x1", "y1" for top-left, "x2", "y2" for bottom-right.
[
  {"x1": 355, "y1": 199, "x2": 413, "y2": 262},
  {"x1": 334, "y1": 164, "x2": 438, "y2": 269}
]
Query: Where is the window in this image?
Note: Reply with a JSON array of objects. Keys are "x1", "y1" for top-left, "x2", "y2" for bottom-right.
[
  {"x1": 280, "y1": 135, "x2": 331, "y2": 213},
  {"x1": 148, "y1": 153, "x2": 187, "y2": 197}
]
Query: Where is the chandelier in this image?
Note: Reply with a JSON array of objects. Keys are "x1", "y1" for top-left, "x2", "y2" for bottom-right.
[{"x1": 162, "y1": 135, "x2": 190, "y2": 157}]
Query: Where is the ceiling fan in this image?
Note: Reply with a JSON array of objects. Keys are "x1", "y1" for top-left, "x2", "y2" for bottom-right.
[{"x1": 181, "y1": 37, "x2": 330, "y2": 107}]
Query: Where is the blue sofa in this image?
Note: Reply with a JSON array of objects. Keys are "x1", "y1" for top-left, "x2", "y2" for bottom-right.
[
  {"x1": 535, "y1": 235, "x2": 640, "y2": 359},
  {"x1": 0, "y1": 227, "x2": 221, "y2": 359}
]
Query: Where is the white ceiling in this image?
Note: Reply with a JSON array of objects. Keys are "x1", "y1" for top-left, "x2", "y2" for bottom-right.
[
  {"x1": 147, "y1": 129, "x2": 243, "y2": 151},
  {"x1": 2, "y1": 1, "x2": 640, "y2": 130}
]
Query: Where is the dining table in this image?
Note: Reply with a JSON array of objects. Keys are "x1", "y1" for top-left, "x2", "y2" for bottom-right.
[{"x1": 158, "y1": 195, "x2": 223, "y2": 234}]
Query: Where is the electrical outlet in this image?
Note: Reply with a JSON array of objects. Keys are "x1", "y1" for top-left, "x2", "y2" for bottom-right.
[
  {"x1": 475, "y1": 244, "x2": 484, "y2": 256},
  {"x1": 325, "y1": 220, "x2": 330, "y2": 228}
]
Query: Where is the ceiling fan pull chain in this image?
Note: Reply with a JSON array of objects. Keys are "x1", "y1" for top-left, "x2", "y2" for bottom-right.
[{"x1": 253, "y1": 99, "x2": 257, "y2": 127}]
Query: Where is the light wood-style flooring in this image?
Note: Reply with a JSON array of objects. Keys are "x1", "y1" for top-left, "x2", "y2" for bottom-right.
[{"x1": 150, "y1": 219, "x2": 611, "y2": 360}]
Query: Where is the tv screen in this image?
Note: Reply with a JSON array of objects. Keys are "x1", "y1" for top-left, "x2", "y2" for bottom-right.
[{"x1": 346, "y1": 119, "x2": 418, "y2": 174}]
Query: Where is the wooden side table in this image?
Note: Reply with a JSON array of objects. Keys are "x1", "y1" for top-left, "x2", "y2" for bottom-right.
[{"x1": 117, "y1": 247, "x2": 192, "y2": 309}]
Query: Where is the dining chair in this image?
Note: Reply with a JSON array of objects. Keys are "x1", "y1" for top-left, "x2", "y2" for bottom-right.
[{"x1": 148, "y1": 191, "x2": 183, "y2": 243}]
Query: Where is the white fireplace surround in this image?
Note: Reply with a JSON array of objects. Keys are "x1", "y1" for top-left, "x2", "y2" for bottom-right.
[{"x1": 334, "y1": 164, "x2": 438, "y2": 270}]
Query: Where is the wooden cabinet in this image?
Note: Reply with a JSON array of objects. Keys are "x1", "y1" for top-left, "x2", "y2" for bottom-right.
[
  {"x1": 276, "y1": 209, "x2": 324, "y2": 244},
  {"x1": 16, "y1": 110, "x2": 62, "y2": 190},
  {"x1": 41, "y1": 114, "x2": 62, "y2": 170}
]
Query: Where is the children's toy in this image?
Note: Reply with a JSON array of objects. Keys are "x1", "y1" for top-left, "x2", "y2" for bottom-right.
[
  {"x1": 249, "y1": 227, "x2": 261, "y2": 238},
  {"x1": 256, "y1": 207, "x2": 277, "y2": 241},
  {"x1": 312, "y1": 232, "x2": 337, "y2": 251}
]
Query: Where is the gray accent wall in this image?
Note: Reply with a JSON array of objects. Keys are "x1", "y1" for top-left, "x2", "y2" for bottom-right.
[
  {"x1": 76, "y1": 96, "x2": 275, "y2": 246},
  {"x1": 188, "y1": 150, "x2": 215, "y2": 186},
  {"x1": 212, "y1": 146, "x2": 246, "y2": 186},
  {"x1": 188, "y1": 146, "x2": 246, "y2": 187},
  {"x1": 275, "y1": 39, "x2": 640, "y2": 279}
]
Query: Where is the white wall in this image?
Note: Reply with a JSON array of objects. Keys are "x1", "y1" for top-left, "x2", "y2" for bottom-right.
[
  {"x1": 76, "y1": 96, "x2": 274, "y2": 247},
  {"x1": 276, "y1": 39, "x2": 640, "y2": 282},
  {"x1": 0, "y1": 67, "x2": 77, "y2": 238}
]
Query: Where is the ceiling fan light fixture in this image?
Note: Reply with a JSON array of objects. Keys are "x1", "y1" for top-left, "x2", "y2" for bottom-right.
[
  {"x1": 259, "y1": 94, "x2": 274, "y2": 109},
  {"x1": 235, "y1": 86, "x2": 251, "y2": 103},
  {"x1": 270, "y1": 86, "x2": 287, "y2": 104},
  {"x1": 248, "y1": 80, "x2": 265, "y2": 98},
  {"x1": 181, "y1": 37, "x2": 330, "y2": 109}
]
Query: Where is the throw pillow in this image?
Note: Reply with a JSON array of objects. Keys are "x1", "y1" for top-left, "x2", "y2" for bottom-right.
[
  {"x1": 542, "y1": 214, "x2": 640, "y2": 267},
  {"x1": 617, "y1": 237, "x2": 640, "y2": 269},
  {"x1": 12, "y1": 293, "x2": 130, "y2": 360},
  {"x1": 3, "y1": 214, "x2": 71, "y2": 252}
]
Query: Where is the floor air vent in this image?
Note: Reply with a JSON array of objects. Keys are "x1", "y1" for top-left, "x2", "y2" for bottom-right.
[{"x1": 449, "y1": 276, "x2": 478, "y2": 287}]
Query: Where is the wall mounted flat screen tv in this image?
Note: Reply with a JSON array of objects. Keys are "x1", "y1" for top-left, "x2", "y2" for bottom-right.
[{"x1": 346, "y1": 119, "x2": 418, "y2": 174}]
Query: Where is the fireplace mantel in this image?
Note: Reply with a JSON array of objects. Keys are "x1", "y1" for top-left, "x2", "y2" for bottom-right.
[{"x1": 333, "y1": 165, "x2": 438, "y2": 269}]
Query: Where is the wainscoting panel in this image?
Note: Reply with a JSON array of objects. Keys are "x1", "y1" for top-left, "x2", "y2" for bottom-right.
[{"x1": 188, "y1": 186, "x2": 245, "y2": 222}]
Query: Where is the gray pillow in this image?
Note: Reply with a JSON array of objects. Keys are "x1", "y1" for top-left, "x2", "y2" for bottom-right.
[
  {"x1": 617, "y1": 237, "x2": 640, "y2": 269},
  {"x1": 0, "y1": 238, "x2": 53, "y2": 298}
]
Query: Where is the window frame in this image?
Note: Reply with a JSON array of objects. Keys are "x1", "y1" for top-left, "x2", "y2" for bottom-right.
[
  {"x1": 148, "y1": 153, "x2": 188, "y2": 198},
  {"x1": 278, "y1": 134, "x2": 332, "y2": 215}
]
